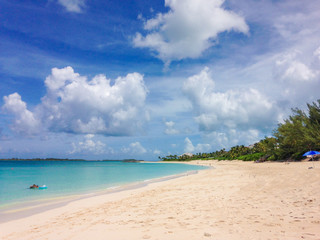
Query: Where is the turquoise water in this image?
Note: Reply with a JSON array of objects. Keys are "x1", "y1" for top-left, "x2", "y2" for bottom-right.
[{"x1": 0, "y1": 161, "x2": 206, "y2": 207}]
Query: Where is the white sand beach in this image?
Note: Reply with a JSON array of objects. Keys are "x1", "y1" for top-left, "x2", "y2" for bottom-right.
[{"x1": 0, "y1": 160, "x2": 319, "y2": 240}]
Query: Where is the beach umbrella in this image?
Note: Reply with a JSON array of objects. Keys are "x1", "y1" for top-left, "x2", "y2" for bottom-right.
[
  {"x1": 303, "y1": 150, "x2": 320, "y2": 168},
  {"x1": 303, "y1": 150, "x2": 320, "y2": 156}
]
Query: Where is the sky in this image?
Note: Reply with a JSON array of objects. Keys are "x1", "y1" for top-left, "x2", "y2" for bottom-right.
[{"x1": 0, "y1": 0, "x2": 320, "y2": 160}]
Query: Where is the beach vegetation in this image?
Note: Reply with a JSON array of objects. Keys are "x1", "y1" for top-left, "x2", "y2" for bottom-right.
[{"x1": 238, "y1": 152, "x2": 265, "y2": 161}]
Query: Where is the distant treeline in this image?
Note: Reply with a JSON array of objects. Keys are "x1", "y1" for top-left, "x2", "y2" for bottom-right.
[{"x1": 160, "y1": 99, "x2": 320, "y2": 162}]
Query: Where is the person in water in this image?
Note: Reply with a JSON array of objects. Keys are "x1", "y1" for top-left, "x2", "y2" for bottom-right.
[{"x1": 30, "y1": 184, "x2": 39, "y2": 189}]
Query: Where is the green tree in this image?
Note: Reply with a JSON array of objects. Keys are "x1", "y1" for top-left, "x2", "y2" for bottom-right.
[
  {"x1": 274, "y1": 107, "x2": 310, "y2": 159},
  {"x1": 304, "y1": 100, "x2": 320, "y2": 150}
]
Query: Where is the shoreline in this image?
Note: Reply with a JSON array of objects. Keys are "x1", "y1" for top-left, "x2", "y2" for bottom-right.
[
  {"x1": 0, "y1": 165, "x2": 205, "y2": 223},
  {"x1": 1, "y1": 160, "x2": 319, "y2": 240}
]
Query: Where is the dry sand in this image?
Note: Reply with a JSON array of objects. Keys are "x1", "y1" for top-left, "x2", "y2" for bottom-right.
[{"x1": 0, "y1": 160, "x2": 319, "y2": 240}]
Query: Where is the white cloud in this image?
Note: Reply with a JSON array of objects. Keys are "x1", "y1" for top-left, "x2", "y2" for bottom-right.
[
  {"x1": 130, "y1": 142, "x2": 147, "y2": 154},
  {"x1": 273, "y1": 2, "x2": 320, "y2": 43},
  {"x1": 269, "y1": 46, "x2": 320, "y2": 103},
  {"x1": 184, "y1": 137, "x2": 195, "y2": 152},
  {"x1": 228, "y1": 0, "x2": 320, "y2": 45},
  {"x1": 133, "y1": 0, "x2": 249, "y2": 64},
  {"x1": 275, "y1": 50, "x2": 318, "y2": 82},
  {"x1": 314, "y1": 46, "x2": 320, "y2": 60},
  {"x1": 122, "y1": 141, "x2": 147, "y2": 154},
  {"x1": 164, "y1": 121, "x2": 179, "y2": 135},
  {"x1": 184, "y1": 137, "x2": 211, "y2": 153},
  {"x1": 283, "y1": 62, "x2": 316, "y2": 82},
  {"x1": 42, "y1": 67, "x2": 148, "y2": 135},
  {"x1": 3, "y1": 67, "x2": 149, "y2": 137},
  {"x1": 70, "y1": 134, "x2": 109, "y2": 155},
  {"x1": 2, "y1": 93, "x2": 41, "y2": 136},
  {"x1": 203, "y1": 128, "x2": 261, "y2": 150},
  {"x1": 183, "y1": 67, "x2": 279, "y2": 132},
  {"x1": 165, "y1": 121, "x2": 175, "y2": 128},
  {"x1": 153, "y1": 149, "x2": 161, "y2": 155},
  {"x1": 57, "y1": 0, "x2": 85, "y2": 13},
  {"x1": 178, "y1": 130, "x2": 262, "y2": 155}
]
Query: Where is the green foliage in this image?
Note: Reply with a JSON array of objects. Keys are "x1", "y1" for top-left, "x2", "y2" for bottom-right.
[
  {"x1": 238, "y1": 152, "x2": 265, "y2": 161},
  {"x1": 160, "y1": 155, "x2": 179, "y2": 161},
  {"x1": 274, "y1": 109, "x2": 307, "y2": 159},
  {"x1": 274, "y1": 100, "x2": 320, "y2": 160},
  {"x1": 267, "y1": 154, "x2": 277, "y2": 161},
  {"x1": 252, "y1": 137, "x2": 277, "y2": 155},
  {"x1": 305, "y1": 100, "x2": 320, "y2": 149}
]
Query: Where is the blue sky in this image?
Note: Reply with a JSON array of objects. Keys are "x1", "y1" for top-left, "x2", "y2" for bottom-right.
[{"x1": 1, "y1": 0, "x2": 320, "y2": 160}]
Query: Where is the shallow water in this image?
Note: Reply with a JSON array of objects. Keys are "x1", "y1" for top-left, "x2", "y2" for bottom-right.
[{"x1": 0, "y1": 160, "x2": 206, "y2": 208}]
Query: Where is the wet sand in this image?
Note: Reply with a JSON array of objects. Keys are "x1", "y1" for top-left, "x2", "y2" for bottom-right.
[{"x1": 0, "y1": 160, "x2": 319, "y2": 240}]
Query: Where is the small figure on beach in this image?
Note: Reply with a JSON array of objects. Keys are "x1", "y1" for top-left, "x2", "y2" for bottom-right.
[{"x1": 30, "y1": 184, "x2": 39, "y2": 189}]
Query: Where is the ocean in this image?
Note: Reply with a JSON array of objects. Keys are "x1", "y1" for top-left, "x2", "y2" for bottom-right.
[{"x1": 0, "y1": 160, "x2": 206, "y2": 209}]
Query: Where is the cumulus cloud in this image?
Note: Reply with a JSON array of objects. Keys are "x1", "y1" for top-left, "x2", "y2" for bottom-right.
[
  {"x1": 275, "y1": 50, "x2": 318, "y2": 82},
  {"x1": 122, "y1": 141, "x2": 147, "y2": 154},
  {"x1": 184, "y1": 137, "x2": 211, "y2": 153},
  {"x1": 164, "y1": 121, "x2": 179, "y2": 135},
  {"x1": 270, "y1": 46, "x2": 320, "y2": 103},
  {"x1": 3, "y1": 67, "x2": 149, "y2": 137},
  {"x1": 57, "y1": 0, "x2": 85, "y2": 13},
  {"x1": 133, "y1": 0, "x2": 249, "y2": 64},
  {"x1": 183, "y1": 67, "x2": 279, "y2": 132},
  {"x1": 183, "y1": 130, "x2": 262, "y2": 154},
  {"x1": 70, "y1": 134, "x2": 109, "y2": 155},
  {"x1": 203, "y1": 128, "x2": 261, "y2": 150},
  {"x1": 130, "y1": 142, "x2": 147, "y2": 154},
  {"x1": 184, "y1": 137, "x2": 195, "y2": 153},
  {"x1": 2, "y1": 93, "x2": 41, "y2": 136}
]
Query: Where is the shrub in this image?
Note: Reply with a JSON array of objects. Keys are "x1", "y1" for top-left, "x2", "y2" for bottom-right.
[{"x1": 238, "y1": 152, "x2": 265, "y2": 161}]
